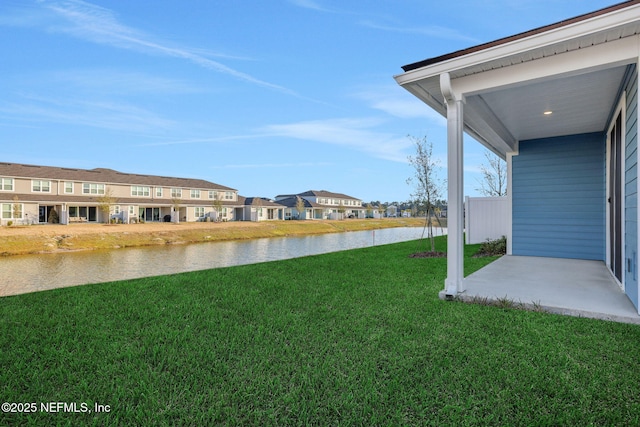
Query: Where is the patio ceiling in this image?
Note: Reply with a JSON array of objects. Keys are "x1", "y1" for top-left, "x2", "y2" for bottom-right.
[
  {"x1": 471, "y1": 65, "x2": 629, "y2": 143},
  {"x1": 395, "y1": 1, "x2": 640, "y2": 158}
]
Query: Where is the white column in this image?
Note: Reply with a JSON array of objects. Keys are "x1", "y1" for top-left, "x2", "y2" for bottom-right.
[
  {"x1": 506, "y1": 150, "x2": 517, "y2": 256},
  {"x1": 441, "y1": 73, "x2": 465, "y2": 296}
]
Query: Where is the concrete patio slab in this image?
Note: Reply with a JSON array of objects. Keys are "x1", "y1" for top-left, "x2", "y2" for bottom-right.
[{"x1": 442, "y1": 256, "x2": 640, "y2": 325}]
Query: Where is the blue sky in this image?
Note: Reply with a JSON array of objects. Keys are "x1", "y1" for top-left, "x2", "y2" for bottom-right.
[{"x1": 0, "y1": 0, "x2": 614, "y2": 203}]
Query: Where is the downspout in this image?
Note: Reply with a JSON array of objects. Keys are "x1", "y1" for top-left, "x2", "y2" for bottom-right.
[{"x1": 441, "y1": 72, "x2": 466, "y2": 296}]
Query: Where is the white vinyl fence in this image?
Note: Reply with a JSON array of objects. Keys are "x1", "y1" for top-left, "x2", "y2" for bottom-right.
[{"x1": 465, "y1": 197, "x2": 509, "y2": 244}]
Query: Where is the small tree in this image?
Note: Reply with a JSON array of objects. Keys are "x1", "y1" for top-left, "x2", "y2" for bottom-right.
[
  {"x1": 377, "y1": 204, "x2": 385, "y2": 218},
  {"x1": 476, "y1": 151, "x2": 507, "y2": 197},
  {"x1": 366, "y1": 203, "x2": 374, "y2": 218},
  {"x1": 337, "y1": 200, "x2": 346, "y2": 220},
  {"x1": 251, "y1": 197, "x2": 263, "y2": 221},
  {"x1": 97, "y1": 188, "x2": 117, "y2": 224},
  {"x1": 171, "y1": 197, "x2": 182, "y2": 223},
  {"x1": 12, "y1": 196, "x2": 22, "y2": 224},
  {"x1": 295, "y1": 196, "x2": 306, "y2": 220},
  {"x1": 406, "y1": 135, "x2": 444, "y2": 252},
  {"x1": 212, "y1": 193, "x2": 223, "y2": 221}
]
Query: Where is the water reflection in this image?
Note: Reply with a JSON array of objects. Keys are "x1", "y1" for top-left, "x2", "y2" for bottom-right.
[{"x1": 0, "y1": 227, "x2": 445, "y2": 296}]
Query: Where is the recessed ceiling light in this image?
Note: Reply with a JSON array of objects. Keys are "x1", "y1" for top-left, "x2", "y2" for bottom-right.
[{"x1": 543, "y1": 110, "x2": 553, "y2": 115}]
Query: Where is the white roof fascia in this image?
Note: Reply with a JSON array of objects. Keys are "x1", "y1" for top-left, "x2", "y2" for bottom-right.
[
  {"x1": 451, "y1": 35, "x2": 640, "y2": 98},
  {"x1": 394, "y1": 4, "x2": 640, "y2": 86}
]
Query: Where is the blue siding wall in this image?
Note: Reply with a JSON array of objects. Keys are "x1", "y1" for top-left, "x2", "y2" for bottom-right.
[
  {"x1": 625, "y1": 70, "x2": 638, "y2": 309},
  {"x1": 512, "y1": 133, "x2": 606, "y2": 260}
]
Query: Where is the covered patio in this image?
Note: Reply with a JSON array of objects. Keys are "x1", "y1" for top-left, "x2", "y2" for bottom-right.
[
  {"x1": 452, "y1": 256, "x2": 640, "y2": 324},
  {"x1": 395, "y1": 1, "x2": 640, "y2": 318}
]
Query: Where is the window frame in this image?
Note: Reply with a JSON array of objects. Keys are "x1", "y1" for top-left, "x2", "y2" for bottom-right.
[
  {"x1": 131, "y1": 185, "x2": 150, "y2": 197},
  {"x1": 1, "y1": 203, "x2": 22, "y2": 219},
  {"x1": 82, "y1": 183, "x2": 105, "y2": 195},
  {"x1": 31, "y1": 179, "x2": 51, "y2": 193},
  {"x1": 0, "y1": 177, "x2": 14, "y2": 191}
]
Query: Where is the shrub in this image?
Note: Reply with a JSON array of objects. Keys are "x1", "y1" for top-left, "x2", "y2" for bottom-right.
[
  {"x1": 476, "y1": 236, "x2": 506, "y2": 257},
  {"x1": 48, "y1": 209, "x2": 59, "y2": 224}
]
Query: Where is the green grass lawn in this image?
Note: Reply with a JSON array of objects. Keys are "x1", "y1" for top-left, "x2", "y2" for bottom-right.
[{"x1": 1, "y1": 236, "x2": 640, "y2": 426}]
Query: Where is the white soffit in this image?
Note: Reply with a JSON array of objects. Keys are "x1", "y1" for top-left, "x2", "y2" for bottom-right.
[
  {"x1": 395, "y1": 4, "x2": 640, "y2": 154},
  {"x1": 477, "y1": 65, "x2": 629, "y2": 142}
]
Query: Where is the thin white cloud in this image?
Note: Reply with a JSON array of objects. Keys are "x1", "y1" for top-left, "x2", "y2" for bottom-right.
[
  {"x1": 136, "y1": 134, "x2": 262, "y2": 147},
  {"x1": 45, "y1": 69, "x2": 201, "y2": 94},
  {"x1": 361, "y1": 20, "x2": 480, "y2": 44},
  {"x1": 264, "y1": 117, "x2": 413, "y2": 163},
  {"x1": 287, "y1": 0, "x2": 327, "y2": 12},
  {"x1": 211, "y1": 161, "x2": 333, "y2": 169},
  {"x1": 0, "y1": 94, "x2": 174, "y2": 132},
  {"x1": 32, "y1": 0, "x2": 300, "y2": 96},
  {"x1": 353, "y1": 86, "x2": 447, "y2": 125}
]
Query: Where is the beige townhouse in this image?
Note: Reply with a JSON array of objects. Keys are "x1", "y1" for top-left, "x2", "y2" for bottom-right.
[{"x1": 0, "y1": 162, "x2": 242, "y2": 225}]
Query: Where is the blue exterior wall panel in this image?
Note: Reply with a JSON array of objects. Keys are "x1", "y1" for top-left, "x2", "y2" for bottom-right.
[
  {"x1": 512, "y1": 133, "x2": 606, "y2": 260},
  {"x1": 624, "y1": 69, "x2": 638, "y2": 308}
]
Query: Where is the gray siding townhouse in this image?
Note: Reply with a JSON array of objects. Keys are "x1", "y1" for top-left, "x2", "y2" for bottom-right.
[
  {"x1": 395, "y1": 0, "x2": 640, "y2": 311},
  {"x1": 275, "y1": 190, "x2": 365, "y2": 219},
  {"x1": 241, "y1": 197, "x2": 285, "y2": 221},
  {"x1": 0, "y1": 162, "x2": 241, "y2": 225}
]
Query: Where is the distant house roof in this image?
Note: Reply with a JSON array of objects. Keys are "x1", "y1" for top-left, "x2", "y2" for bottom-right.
[
  {"x1": 275, "y1": 196, "x2": 323, "y2": 209},
  {"x1": 242, "y1": 197, "x2": 284, "y2": 207},
  {"x1": 0, "y1": 162, "x2": 236, "y2": 191},
  {"x1": 275, "y1": 190, "x2": 361, "y2": 201}
]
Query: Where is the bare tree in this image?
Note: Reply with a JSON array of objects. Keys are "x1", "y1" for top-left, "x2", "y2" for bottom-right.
[
  {"x1": 97, "y1": 188, "x2": 117, "y2": 224},
  {"x1": 251, "y1": 197, "x2": 263, "y2": 221},
  {"x1": 406, "y1": 135, "x2": 444, "y2": 252},
  {"x1": 366, "y1": 203, "x2": 374, "y2": 218},
  {"x1": 212, "y1": 193, "x2": 223, "y2": 221},
  {"x1": 337, "y1": 200, "x2": 346, "y2": 219},
  {"x1": 171, "y1": 197, "x2": 182, "y2": 223},
  {"x1": 476, "y1": 151, "x2": 507, "y2": 197},
  {"x1": 295, "y1": 196, "x2": 306, "y2": 220}
]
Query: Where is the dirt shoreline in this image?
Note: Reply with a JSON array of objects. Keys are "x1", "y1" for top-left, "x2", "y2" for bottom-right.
[{"x1": 0, "y1": 218, "x2": 431, "y2": 257}]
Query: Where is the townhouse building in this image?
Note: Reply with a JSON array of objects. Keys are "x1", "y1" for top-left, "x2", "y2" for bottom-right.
[
  {"x1": 275, "y1": 190, "x2": 365, "y2": 220},
  {"x1": 0, "y1": 163, "x2": 241, "y2": 225}
]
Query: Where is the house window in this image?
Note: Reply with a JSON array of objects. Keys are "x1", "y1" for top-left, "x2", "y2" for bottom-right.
[
  {"x1": 1, "y1": 203, "x2": 22, "y2": 219},
  {"x1": 156, "y1": 187, "x2": 163, "y2": 197},
  {"x1": 64, "y1": 182, "x2": 74, "y2": 193},
  {"x1": 195, "y1": 206, "x2": 204, "y2": 217},
  {"x1": 171, "y1": 188, "x2": 182, "y2": 198},
  {"x1": 32, "y1": 180, "x2": 51, "y2": 193},
  {"x1": 114, "y1": 205, "x2": 120, "y2": 215},
  {"x1": 0, "y1": 178, "x2": 14, "y2": 191},
  {"x1": 129, "y1": 206, "x2": 136, "y2": 215},
  {"x1": 225, "y1": 191, "x2": 233, "y2": 200},
  {"x1": 191, "y1": 189, "x2": 200, "y2": 199},
  {"x1": 209, "y1": 190, "x2": 216, "y2": 199},
  {"x1": 131, "y1": 186, "x2": 150, "y2": 197},
  {"x1": 82, "y1": 183, "x2": 105, "y2": 195}
]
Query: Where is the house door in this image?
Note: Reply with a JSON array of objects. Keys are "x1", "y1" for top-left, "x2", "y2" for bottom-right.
[
  {"x1": 609, "y1": 112, "x2": 623, "y2": 283},
  {"x1": 39, "y1": 206, "x2": 47, "y2": 223}
]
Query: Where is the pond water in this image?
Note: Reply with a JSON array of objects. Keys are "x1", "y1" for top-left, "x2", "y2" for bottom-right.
[{"x1": 0, "y1": 226, "x2": 446, "y2": 296}]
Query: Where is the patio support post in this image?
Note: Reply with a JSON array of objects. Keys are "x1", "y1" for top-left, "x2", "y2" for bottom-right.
[{"x1": 441, "y1": 72, "x2": 465, "y2": 296}]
